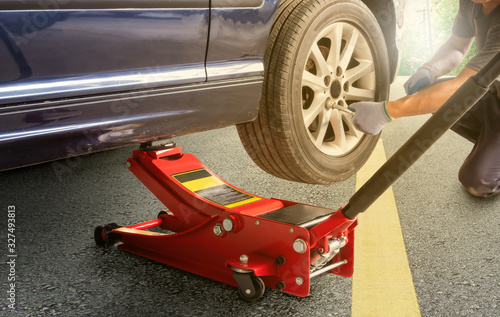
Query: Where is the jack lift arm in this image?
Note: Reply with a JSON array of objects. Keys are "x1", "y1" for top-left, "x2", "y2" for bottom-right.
[{"x1": 95, "y1": 52, "x2": 500, "y2": 301}]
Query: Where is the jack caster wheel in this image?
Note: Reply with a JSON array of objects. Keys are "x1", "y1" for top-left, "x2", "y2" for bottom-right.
[
  {"x1": 157, "y1": 210, "x2": 168, "y2": 218},
  {"x1": 233, "y1": 272, "x2": 265, "y2": 301},
  {"x1": 94, "y1": 223, "x2": 121, "y2": 247},
  {"x1": 94, "y1": 225, "x2": 106, "y2": 246}
]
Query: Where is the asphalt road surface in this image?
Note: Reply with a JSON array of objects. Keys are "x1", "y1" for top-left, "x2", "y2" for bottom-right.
[{"x1": 1, "y1": 78, "x2": 499, "y2": 316}]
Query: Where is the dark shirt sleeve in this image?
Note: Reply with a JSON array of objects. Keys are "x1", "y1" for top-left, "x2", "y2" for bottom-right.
[
  {"x1": 466, "y1": 23, "x2": 500, "y2": 72},
  {"x1": 452, "y1": 0, "x2": 475, "y2": 38}
]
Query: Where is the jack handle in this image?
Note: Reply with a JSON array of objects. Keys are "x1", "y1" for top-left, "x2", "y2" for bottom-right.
[{"x1": 343, "y1": 51, "x2": 500, "y2": 220}]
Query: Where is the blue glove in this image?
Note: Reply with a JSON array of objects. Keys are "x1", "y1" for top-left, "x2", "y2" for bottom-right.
[
  {"x1": 404, "y1": 67, "x2": 434, "y2": 95},
  {"x1": 350, "y1": 101, "x2": 392, "y2": 135}
]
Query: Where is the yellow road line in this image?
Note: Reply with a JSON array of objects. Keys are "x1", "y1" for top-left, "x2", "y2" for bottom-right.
[{"x1": 351, "y1": 140, "x2": 421, "y2": 317}]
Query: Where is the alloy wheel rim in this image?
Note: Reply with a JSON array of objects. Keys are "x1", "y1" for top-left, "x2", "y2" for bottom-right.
[{"x1": 301, "y1": 22, "x2": 377, "y2": 156}]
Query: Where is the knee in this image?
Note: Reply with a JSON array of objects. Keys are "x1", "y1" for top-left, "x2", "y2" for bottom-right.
[{"x1": 458, "y1": 166, "x2": 499, "y2": 197}]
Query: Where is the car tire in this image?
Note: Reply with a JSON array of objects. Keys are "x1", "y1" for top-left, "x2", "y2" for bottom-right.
[{"x1": 237, "y1": 0, "x2": 390, "y2": 184}]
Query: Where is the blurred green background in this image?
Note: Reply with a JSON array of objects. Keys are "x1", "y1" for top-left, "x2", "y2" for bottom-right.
[{"x1": 399, "y1": 0, "x2": 476, "y2": 76}]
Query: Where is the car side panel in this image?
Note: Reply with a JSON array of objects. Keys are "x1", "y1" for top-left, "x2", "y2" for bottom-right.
[
  {"x1": 0, "y1": 3, "x2": 209, "y2": 104},
  {"x1": 0, "y1": 79, "x2": 263, "y2": 171}
]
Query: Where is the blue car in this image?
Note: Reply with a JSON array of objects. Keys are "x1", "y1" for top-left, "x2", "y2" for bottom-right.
[{"x1": 0, "y1": 0, "x2": 404, "y2": 184}]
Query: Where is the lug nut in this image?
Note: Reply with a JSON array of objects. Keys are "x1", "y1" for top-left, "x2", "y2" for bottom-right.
[{"x1": 326, "y1": 99, "x2": 335, "y2": 109}]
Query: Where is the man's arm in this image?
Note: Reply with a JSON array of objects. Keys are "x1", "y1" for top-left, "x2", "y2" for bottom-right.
[
  {"x1": 422, "y1": 34, "x2": 474, "y2": 79},
  {"x1": 351, "y1": 66, "x2": 476, "y2": 135},
  {"x1": 387, "y1": 66, "x2": 477, "y2": 119},
  {"x1": 350, "y1": 33, "x2": 475, "y2": 134},
  {"x1": 387, "y1": 34, "x2": 475, "y2": 119}
]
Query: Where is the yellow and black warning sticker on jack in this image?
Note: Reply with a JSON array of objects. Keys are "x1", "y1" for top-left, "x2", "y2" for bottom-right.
[{"x1": 172, "y1": 168, "x2": 261, "y2": 208}]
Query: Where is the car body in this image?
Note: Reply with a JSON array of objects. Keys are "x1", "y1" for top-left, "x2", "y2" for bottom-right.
[{"x1": 0, "y1": 0, "x2": 404, "y2": 183}]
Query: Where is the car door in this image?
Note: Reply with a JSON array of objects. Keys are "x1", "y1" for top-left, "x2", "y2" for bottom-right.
[{"x1": 0, "y1": 0, "x2": 209, "y2": 104}]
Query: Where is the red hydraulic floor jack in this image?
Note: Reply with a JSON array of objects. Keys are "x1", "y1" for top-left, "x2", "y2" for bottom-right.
[
  {"x1": 95, "y1": 52, "x2": 500, "y2": 301},
  {"x1": 95, "y1": 144, "x2": 357, "y2": 300}
]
